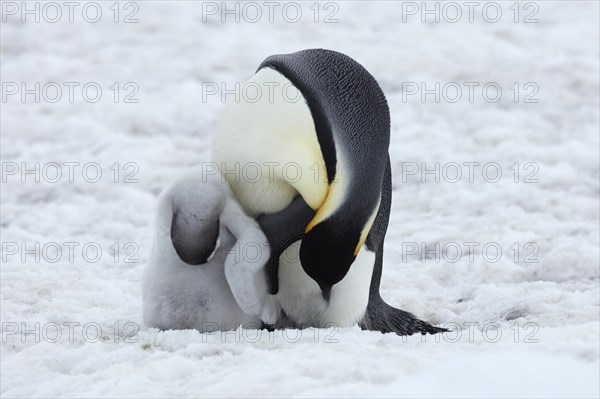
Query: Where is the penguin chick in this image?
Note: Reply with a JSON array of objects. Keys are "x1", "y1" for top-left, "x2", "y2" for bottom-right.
[{"x1": 143, "y1": 170, "x2": 270, "y2": 332}]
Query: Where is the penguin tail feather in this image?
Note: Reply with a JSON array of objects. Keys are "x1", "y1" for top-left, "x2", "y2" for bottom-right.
[{"x1": 360, "y1": 296, "x2": 447, "y2": 336}]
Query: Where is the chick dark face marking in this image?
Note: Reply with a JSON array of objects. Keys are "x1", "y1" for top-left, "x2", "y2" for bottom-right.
[{"x1": 169, "y1": 180, "x2": 225, "y2": 265}]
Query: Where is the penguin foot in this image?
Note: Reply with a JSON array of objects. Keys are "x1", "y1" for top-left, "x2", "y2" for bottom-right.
[{"x1": 360, "y1": 296, "x2": 447, "y2": 336}]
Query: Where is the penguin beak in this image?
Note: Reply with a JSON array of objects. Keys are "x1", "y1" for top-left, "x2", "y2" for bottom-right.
[{"x1": 317, "y1": 281, "x2": 332, "y2": 302}]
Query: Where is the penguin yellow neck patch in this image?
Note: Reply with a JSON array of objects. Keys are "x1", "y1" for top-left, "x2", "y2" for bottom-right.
[
  {"x1": 305, "y1": 157, "x2": 346, "y2": 233},
  {"x1": 354, "y1": 200, "x2": 381, "y2": 256}
]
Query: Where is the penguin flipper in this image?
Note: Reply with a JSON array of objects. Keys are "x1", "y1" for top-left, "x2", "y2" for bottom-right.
[
  {"x1": 360, "y1": 294, "x2": 447, "y2": 336},
  {"x1": 221, "y1": 195, "x2": 271, "y2": 317},
  {"x1": 257, "y1": 196, "x2": 316, "y2": 294}
]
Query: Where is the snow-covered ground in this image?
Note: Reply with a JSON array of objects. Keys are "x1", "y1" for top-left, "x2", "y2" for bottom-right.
[{"x1": 1, "y1": 1, "x2": 599, "y2": 397}]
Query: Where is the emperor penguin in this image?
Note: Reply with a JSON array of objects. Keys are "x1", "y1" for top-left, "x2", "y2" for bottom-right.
[
  {"x1": 142, "y1": 170, "x2": 270, "y2": 332},
  {"x1": 212, "y1": 49, "x2": 444, "y2": 335}
]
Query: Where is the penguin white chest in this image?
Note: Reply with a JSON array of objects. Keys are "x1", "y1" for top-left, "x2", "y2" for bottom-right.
[
  {"x1": 211, "y1": 67, "x2": 329, "y2": 217},
  {"x1": 262, "y1": 240, "x2": 375, "y2": 328}
]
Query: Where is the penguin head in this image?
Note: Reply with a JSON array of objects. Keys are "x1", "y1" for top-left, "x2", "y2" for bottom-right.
[
  {"x1": 299, "y1": 176, "x2": 381, "y2": 299},
  {"x1": 299, "y1": 218, "x2": 360, "y2": 299}
]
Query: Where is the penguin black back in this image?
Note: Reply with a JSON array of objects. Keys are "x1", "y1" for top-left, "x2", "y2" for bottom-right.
[
  {"x1": 259, "y1": 49, "x2": 391, "y2": 290},
  {"x1": 259, "y1": 49, "x2": 390, "y2": 186}
]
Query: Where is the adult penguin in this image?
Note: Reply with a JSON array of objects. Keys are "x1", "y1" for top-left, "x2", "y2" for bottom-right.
[{"x1": 212, "y1": 49, "x2": 444, "y2": 335}]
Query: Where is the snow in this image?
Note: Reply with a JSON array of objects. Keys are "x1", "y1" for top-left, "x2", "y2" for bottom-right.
[{"x1": 1, "y1": 1, "x2": 599, "y2": 397}]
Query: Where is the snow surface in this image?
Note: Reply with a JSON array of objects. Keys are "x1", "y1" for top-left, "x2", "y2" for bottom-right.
[{"x1": 1, "y1": 1, "x2": 599, "y2": 397}]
